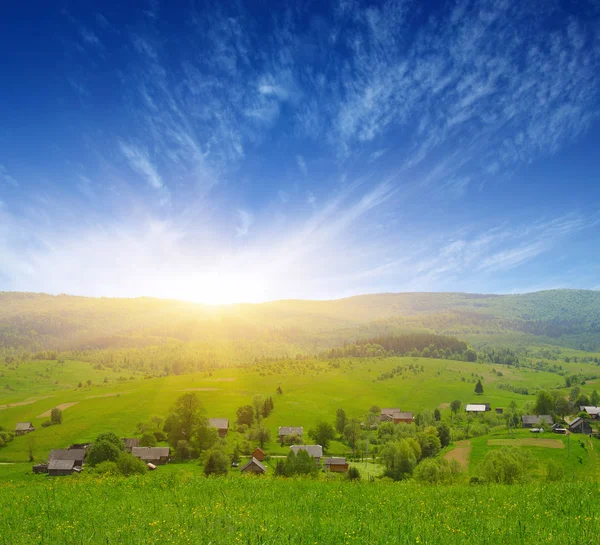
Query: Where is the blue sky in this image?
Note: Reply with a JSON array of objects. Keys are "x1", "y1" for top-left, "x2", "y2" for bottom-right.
[{"x1": 1, "y1": 0, "x2": 600, "y2": 303}]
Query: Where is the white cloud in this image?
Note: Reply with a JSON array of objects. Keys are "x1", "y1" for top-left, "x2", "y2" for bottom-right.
[
  {"x1": 0, "y1": 165, "x2": 18, "y2": 187},
  {"x1": 296, "y1": 155, "x2": 307, "y2": 175},
  {"x1": 235, "y1": 210, "x2": 254, "y2": 238},
  {"x1": 119, "y1": 142, "x2": 164, "y2": 190}
]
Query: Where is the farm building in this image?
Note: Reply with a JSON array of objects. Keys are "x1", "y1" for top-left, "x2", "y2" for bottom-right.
[
  {"x1": 465, "y1": 404, "x2": 488, "y2": 413},
  {"x1": 209, "y1": 418, "x2": 229, "y2": 438},
  {"x1": 14, "y1": 422, "x2": 35, "y2": 436},
  {"x1": 252, "y1": 447, "x2": 266, "y2": 461},
  {"x1": 290, "y1": 445, "x2": 323, "y2": 463},
  {"x1": 241, "y1": 457, "x2": 267, "y2": 474},
  {"x1": 521, "y1": 415, "x2": 553, "y2": 428},
  {"x1": 48, "y1": 459, "x2": 79, "y2": 477},
  {"x1": 122, "y1": 438, "x2": 140, "y2": 452},
  {"x1": 132, "y1": 447, "x2": 170, "y2": 465},
  {"x1": 552, "y1": 423, "x2": 568, "y2": 434},
  {"x1": 32, "y1": 464, "x2": 48, "y2": 474},
  {"x1": 49, "y1": 449, "x2": 86, "y2": 466},
  {"x1": 495, "y1": 408, "x2": 504, "y2": 414},
  {"x1": 569, "y1": 417, "x2": 593, "y2": 434},
  {"x1": 278, "y1": 426, "x2": 303, "y2": 442},
  {"x1": 380, "y1": 409, "x2": 414, "y2": 424},
  {"x1": 579, "y1": 406, "x2": 600, "y2": 419},
  {"x1": 323, "y1": 457, "x2": 349, "y2": 472}
]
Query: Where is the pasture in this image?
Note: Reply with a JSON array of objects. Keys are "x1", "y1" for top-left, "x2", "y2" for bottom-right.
[{"x1": 2, "y1": 355, "x2": 600, "y2": 463}]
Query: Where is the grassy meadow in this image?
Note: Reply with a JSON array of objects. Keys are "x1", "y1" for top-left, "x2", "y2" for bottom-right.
[
  {"x1": 2, "y1": 355, "x2": 600, "y2": 462},
  {"x1": 0, "y1": 474, "x2": 599, "y2": 544}
]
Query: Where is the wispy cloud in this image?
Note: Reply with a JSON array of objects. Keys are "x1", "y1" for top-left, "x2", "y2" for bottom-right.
[
  {"x1": 0, "y1": 165, "x2": 18, "y2": 187},
  {"x1": 235, "y1": 210, "x2": 254, "y2": 238},
  {"x1": 296, "y1": 155, "x2": 307, "y2": 175},
  {"x1": 119, "y1": 142, "x2": 164, "y2": 190}
]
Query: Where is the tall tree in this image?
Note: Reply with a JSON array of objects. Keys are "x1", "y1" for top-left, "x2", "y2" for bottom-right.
[
  {"x1": 308, "y1": 422, "x2": 336, "y2": 452},
  {"x1": 534, "y1": 390, "x2": 554, "y2": 415},
  {"x1": 335, "y1": 408, "x2": 347, "y2": 435},
  {"x1": 591, "y1": 390, "x2": 600, "y2": 406},
  {"x1": 474, "y1": 380, "x2": 484, "y2": 395},
  {"x1": 236, "y1": 405, "x2": 254, "y2": 427},
  {"x1": 166, "y1": 393, "x2": 206, "y2": 447},
  {"x1": 450, "y1": 400, "x2": 462, "y2": 415}
]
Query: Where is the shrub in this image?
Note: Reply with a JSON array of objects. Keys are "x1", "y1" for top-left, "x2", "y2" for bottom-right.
[
  {"x1": 117, "y1": 453, "x2": 147, "y2": 476},
  {"x1": 546, "y1": 460, "x2": 564, "y2": 482},
  {"x1": 95, "y1": 432, "x2": 124, "y2": 452},
  {"x1": 153, "y1": 430, "x2": 167, "y2": 442},
  {"x1": 93, "y1": 461, "x2": 118, "y2": 475},
  {"x1": 204, "y1": 448, "x2": 230, "y2": 476},
  {"x1": 87, "y1": 441, "x2": 121, "y2": 467},
  {"x1": 140, "y1": 432, "x2": 157, "y2": 447},
  {"x1": 413, "y1": 458, "x2": 461, "y2": 484},
  {"x1": 347, "y1": 466, "x2": 361, "y2": 480},
  {"x1": 41, "y1": 420, "x2": 52, "y2": 428},
  {"x1": 480, "y1": 447, "x2": 532, "y2": 484}
]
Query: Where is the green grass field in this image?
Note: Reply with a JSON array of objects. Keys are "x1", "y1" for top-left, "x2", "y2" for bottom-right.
[
  {"x1": 2, "y1": 355, "x2": 600, "y2": 463},
  {"x1": 0, "y1": 473, "x2": 598, "y2": 544}
]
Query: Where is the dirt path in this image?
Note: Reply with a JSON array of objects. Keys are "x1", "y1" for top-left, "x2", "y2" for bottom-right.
[
  {"x1": 37, "y1": 402, "x2": 79, "y2": 418},
  {"x1": 487, "y1": 438, "x2": 564, "y2": 449},
  {"x1": 445, "y1": 440, "x2": 471, "y2": 470}
]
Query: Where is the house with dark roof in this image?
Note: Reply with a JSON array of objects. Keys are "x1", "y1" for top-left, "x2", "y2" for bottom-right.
[
  {"x1": 323, "y1": 457, "x2": 349, "y2": 472},
  {"x1": 278, "y1": 426, "x2": 303, "y2": 442},
  {"x1": 14, "y1": 422, "x2": 35, "y2": 436},
  {"x1": 132, "y1": 447, "x2": 170, "y2": 465},
  {"x1": 48, "y1": 459, "x2": 78, "y2": 477},
  {"x1": 49, "y1": 449, "x2": 86, "y2": 466},
  {"x1": 521, "y1": 415, "x2": 553, "y2": 428},
  {"x1": 290, "y1": 445, "x2": 323, "y2": 463},
  {"x1": 252, "y1": 447, "x2": 266, "y2": 461},
  {"x1": 209, "y1": 418, "x2": 230, "y2": 438},
  {"x1": 569, "y1": 417, "x2": 593, "y2": 434},
  {"x1": 380, "y1": 409, "x2": 413, "y2": 424},
  {"x1": 122, "y1": 438, "x2": 140, "y2": 452},
  {"x1": 241, "y1": 457, "x2": 267, "y2": 474}
]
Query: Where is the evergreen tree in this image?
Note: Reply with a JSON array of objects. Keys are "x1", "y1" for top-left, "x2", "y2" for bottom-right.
[{"x1": 474, "y1": 380, "x2": 484, "y2": 395}]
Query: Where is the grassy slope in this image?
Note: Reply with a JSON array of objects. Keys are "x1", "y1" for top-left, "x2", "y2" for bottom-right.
[{"x1": 2, "y1": 356, "x2": 600, "y2": 462}]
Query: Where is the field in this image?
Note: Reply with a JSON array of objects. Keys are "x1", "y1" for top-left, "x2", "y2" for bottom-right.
[
  {"x1": 2, "y1": 355, "x2": 600, "y2": 463},
  {"x1": 0, "y1": 474, "x2": 598, "y2": 544}
]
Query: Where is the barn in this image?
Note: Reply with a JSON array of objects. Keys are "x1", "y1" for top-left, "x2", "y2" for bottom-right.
[
  {"x1": 132, "y1": 447, "x2": 170, "y2": 465},
  {"x1": 241, "y1": 457, "x2": 267, "y2": 474}
]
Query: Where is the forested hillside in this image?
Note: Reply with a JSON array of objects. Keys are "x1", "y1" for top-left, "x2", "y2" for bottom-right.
[{"x1": 1, "y1": 289, "x2": 600, "y2": 357}]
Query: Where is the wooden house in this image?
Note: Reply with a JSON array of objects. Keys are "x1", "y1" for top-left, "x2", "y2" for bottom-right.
[
  {"x1": 48, "y1": 459, "x2": 77, "y2": 476},
  {"x1": 122, "y1": 438, "x2": 140, "y2": 452},
  {"x1": 132, "y1": 447, "x2": 170, "y2": 465},
  {"x1": 290, "y1": 445, "x2": 323, "y2": 464},
  {"x1": 49, "y1": 449, "x2": 86, "y2": 466},
  {"x1": 323, "y1": 457, "x2": 349, "y2": 472},
  {"x1": 495, "y1": 408, "x2": 504, "y2": 414},
  {"x1": 580, "y1": 406, "x2": 600, "y2": 420},
  {"x1": 241, "y1": 457, "x2": 267, "y2": 474},
  {"x1": 252, "y1": 447, "x2": 266, "y2": 461},
  {"x1": 209, "y1": 418, "x2": 229, "y2": 438},
  {"x1": 278, "y1": 426, "x2": 303, "y2": 443},
  {"x1": 14, "y1": 422, "x2": 35, "y2": 436},
  {"x1": 380, "y1": 409, "x2": 414, "y2": 424},
  {"x1": 569, "y1": 417, "x2": 593, "y2": 434},
  {"x1": 521, "y1": 415, "x2": 553, "y2": 428},
  {"x1": 33, "y1": 464, "x2": 49, "y2": 474}
]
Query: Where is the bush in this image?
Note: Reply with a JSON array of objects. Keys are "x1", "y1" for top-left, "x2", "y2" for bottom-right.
[
  {"x1": 546, "y1": 460, "x2": 564, "y2": 482},
  {"x1": 480, "y1": 447, "x2": 532, "y2": 484},
  {"x1": 140, "y1": 432, "x2": 157, "y2": 447},
  {"x1": 153, "y1": 430, "x2": 167, "y2": 442},
  {"x1": 41, "y1": 420, "x2": 52, "y2": 428},
  {"x1": 413, "y1": 458, "x2": 461, "y2": 484},
  {"x1": 87, "y1": 441, "x2": 121, "y2": 467},
  {"x1": 204, "y1": 448, "x2": 230, "y2": 476},
  {"x1": 347, "y1": 466, "x2": 361, "y2": 481},
  {"x1": 93, "y1": 461, "x2": 118, "y2": 475},
  {"x1": 95, "y1": 432, "x2": 124, "y2": 452},
  {"x1": 117, "y1": 453, "x2": 147, "y2": 476}
]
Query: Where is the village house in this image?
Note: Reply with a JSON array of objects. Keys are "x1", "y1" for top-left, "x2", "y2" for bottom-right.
[
  {"x1": 495, "y1": 408, "x2": 504, "y2": 415},
  {"x1": 49, "y1": 449, "x2": 86, "y2": 466},
  {"x1": 14, "y1": 422, "x2": 35, "y2": 436},
  {"x1": 380, "y1": 409, "x2": 414, "y2": 424},
  {"x1": 32, "y1": 463, "x2": 49, "y2": 474},
  {"x1": 465, "y1": 404, "x2": 489, "y2": 413},
  {"x1": 569, "y1": 417, "x2": 593, "y2": 434},
  {"x1": 252, "y1": 447, "x2": 266, "y2": 461},
  {"x1": 323, "y1": 457, "x2": 349, "y2": 472},
  {"x1": 579, "y1": 406, "x2": 600, "y2": 420},
  {"x1": 521, "y1": 415, "x2": 553, "y2": 429},
  {"x1": 290, "y1": 445, "x2": 323, "y2": 464},
  {"x1": 122, "y1": 438, "x2": 140, "y2": 452},
  {"x1": 48, "y1": 459, "x2": 79, "y2": 477},
  {"x1": 278, "y1": 426, "x2": 303, "y2": 443},
  {"x1": 240, "y1": 457, "x2": 267, "y2": 474},
  {"x1": 209, "y1": 418, "x2": 229, "y2": 438},
  {"x1": 131, "y1": 447, "x2": 170, "y2": 465}
]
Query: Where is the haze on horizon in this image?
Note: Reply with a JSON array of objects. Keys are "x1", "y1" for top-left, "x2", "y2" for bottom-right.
[{"x1": 1, "y1": 1, "x2": 600, "y2": 305}]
